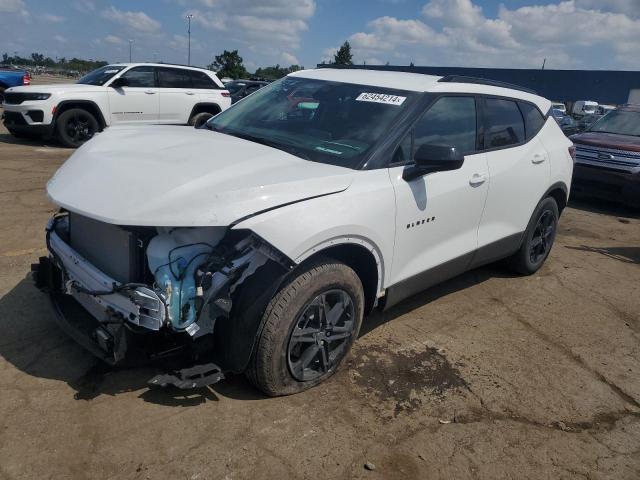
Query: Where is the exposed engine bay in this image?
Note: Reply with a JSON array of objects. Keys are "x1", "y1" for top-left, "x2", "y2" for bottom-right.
[{"x1": 35, "y1": 210, "x2": 293, "y2": 387}]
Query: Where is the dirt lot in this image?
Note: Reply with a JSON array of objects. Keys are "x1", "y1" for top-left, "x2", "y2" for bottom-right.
[{"x1": 0, "y1": 115, "x2": 639, "y2": 479}]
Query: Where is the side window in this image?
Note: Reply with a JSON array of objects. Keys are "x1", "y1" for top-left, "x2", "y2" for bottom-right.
[
  {"x1": 190, "y1": 70, "x2": 217, "y2": 89},
  {"x1": 120, "y1": 66, "x2": 155, "y2": 88},
  {"x1": 414, "y1": 96, "x2": 477, "y2": 156},
  {"x1": 157, "y1": 68, "x2": 191, "y2": 88},
  {"x1": 518, "y1": 101, "x2": 546, "y2": 139},
  {"x1": 484, "y1": 98, "x2": 525, "y2": 148}
]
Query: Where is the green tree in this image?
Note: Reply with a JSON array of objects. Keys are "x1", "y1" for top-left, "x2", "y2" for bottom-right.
[
  {"x1": 209, "y1": 50, "x2": 247, "y2": 79},
  {"x1": 333, "y1": 41, "x2": 353, "y2": 65}
]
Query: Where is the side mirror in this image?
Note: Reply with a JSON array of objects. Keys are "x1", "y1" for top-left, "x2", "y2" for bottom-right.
[
  {"x1": 110, "y1": 77, "x2": 128, "y2": 88},
  {"x1": 403, "y1": 144, "x2": 464, "y2": 181}
]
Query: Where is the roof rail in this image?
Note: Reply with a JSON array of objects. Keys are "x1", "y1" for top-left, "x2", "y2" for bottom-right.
[{"x1": 438, "y1": 75, "x2": 537, "y2": 95}]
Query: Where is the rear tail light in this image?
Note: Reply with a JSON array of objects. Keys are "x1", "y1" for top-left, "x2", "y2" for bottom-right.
[
  {"x1": 221, "y1": 91, "x2": 230, "y2": 97},
  {"x1": 568, "y1": 145, "x2": 576, "y2": 161},
  {"x1": 23, "y1": 72, "x2": 31, "y2": 85}
]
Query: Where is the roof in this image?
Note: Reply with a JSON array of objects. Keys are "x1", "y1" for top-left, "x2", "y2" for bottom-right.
[
  {"x1": 109, "y1": 62, "x2": 214, "y2": 73},
  {"x1": 291, "y1": 67, "x2": 550, "y2": 112},
  {"x1": 291, "y1": 68, "x2": 441, "y2": 92}
]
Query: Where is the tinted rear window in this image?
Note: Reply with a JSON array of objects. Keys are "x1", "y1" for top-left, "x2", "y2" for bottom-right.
[
  {"x1": 518, "y1": 102, "x2": 546, "y2": 139},
  {"x1": 190, "y1": 70, "x2": 217, "y2": 89},
  {"x1": 157, "y1": 67, "x2": 191, "y2": 88},
  {"x1": 484, "y1": 98, "x2": 525, "y2": 148}
]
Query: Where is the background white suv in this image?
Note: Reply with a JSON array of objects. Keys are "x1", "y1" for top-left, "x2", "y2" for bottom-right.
[
  {"x1": 35, "y1": 68, "x2": 574, "y2": 396},
  {"x1": 2, "y1": 63, "x2": 231, "y2": 147}
]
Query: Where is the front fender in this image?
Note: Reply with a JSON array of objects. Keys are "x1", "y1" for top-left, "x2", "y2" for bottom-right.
[{"x1": 232, "y1": 169, "x2": 396, "y2": 291}]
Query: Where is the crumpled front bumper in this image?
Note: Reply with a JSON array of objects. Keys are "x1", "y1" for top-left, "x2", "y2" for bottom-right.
[{"x1": 33, "y1": 255, "x2": 132, "y2": 365}]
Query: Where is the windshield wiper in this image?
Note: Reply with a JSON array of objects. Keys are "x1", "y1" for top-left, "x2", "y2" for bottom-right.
[{"x1": 220, "y1": 130, "x2": 311, "y2": 160}]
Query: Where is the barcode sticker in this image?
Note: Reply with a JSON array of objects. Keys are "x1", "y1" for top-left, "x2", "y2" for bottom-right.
[{"x1": 356, "y1": 92, "x2": 406, "y2": 106}]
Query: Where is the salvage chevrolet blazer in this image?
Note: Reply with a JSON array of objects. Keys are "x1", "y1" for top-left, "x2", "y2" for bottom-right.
[{"x1": 34, "y1": 68, "x2": 574, "y2": 396}]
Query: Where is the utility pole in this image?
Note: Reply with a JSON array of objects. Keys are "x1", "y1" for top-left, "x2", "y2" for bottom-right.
[
  {"x1": 129, "y1": 39, "x2": 134, "y2": 63},
  {"x1": 186, "y1": 14, "x2": 194, "y2": 66}
]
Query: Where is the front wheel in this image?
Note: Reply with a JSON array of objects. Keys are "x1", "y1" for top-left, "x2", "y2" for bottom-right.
[
  {"x1": 189, "y1": 112, "x2": 214, "y2": 128},
  {"x1": 507, "y1": 197, "x2": 559, "y2": 275},
  {"x1": 246, "y1": 259, "x2": 364, "y2": 396},
  {"x1": 56, "y1": 108, "x2": 99, "y2": 147}
]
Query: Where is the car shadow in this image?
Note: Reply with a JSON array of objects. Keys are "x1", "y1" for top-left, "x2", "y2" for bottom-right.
[
  {"x1": 0, "y1": 131, "x2": 66, "y2": 148},
  {"x1": 0, "y1": 264, "x2": 515, "y2": 406}
]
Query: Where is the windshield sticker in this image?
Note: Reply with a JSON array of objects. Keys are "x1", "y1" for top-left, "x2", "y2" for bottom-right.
[
  {"x1": 356, "y1": 92, "x2": 406, "y2": 106},
  {"x1": 315, "y1": 146, "x2": 344, "y2": 155}
]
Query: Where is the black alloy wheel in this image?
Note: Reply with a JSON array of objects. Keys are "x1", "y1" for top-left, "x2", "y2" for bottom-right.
[
  {"x1": 287, "y1": 289, "x2": 356, "y2": 382},
  {"x1": 529, "y1": 210, "x2": 556, "y2": 264}
]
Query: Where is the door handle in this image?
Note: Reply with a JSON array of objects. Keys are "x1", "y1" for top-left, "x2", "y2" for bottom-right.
[
  {"x1": 144, "y1": 90, "x2": 156, "y2": 95},
  {"x1": 469, "y1": 173, "x2": 487, "y2": 187},
  {"x1": 532, "y1": 153, "x2": 546, "y2": 164}
]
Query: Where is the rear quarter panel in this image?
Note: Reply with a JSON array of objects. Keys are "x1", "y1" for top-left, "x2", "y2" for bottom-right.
[{"x1": 538, "y1": 117, "x2": 574, "y2": 197}]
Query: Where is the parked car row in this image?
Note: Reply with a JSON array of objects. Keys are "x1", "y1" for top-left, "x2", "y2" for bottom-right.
[{"x1": 1, "y1": 63, "x2": 231, "y2": 146}]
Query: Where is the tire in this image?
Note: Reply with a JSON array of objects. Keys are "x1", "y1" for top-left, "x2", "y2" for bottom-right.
[
  {"x1": 56, "y1": 108, "x2": 99, "y2": 148},
  {"x1": 507, "y1": 197, "x2": 559, "y2": 275},
  {"x1": 189, "y1": 112, "x2": 214, "y2": 128},
  {"x1": 246, "y1": 259, "x2": 365, "y2": 396}
]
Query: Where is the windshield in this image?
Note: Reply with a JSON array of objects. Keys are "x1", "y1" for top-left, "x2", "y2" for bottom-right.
[
  {"x1": 77, "y1": 66, "x2": 125, "y2": 86},
  {"x1": 588, "y1": 110, "x2": 640, "y2": 136},
  {"x1": 207, "y1": 76, "x2": 417, "y2": 168}
]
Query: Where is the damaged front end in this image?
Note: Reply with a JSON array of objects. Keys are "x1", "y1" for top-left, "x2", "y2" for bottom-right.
[{"x1": 33, "y1": 211, "x2": 293, "y2": 387}]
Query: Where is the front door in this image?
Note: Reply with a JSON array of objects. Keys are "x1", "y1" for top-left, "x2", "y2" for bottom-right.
[
  {"x1": 107, "y1": 66, "x2": 159, "y2": 124},
  {"x1": 388, "y1": 96, "x2": 489, "y2": 287}
]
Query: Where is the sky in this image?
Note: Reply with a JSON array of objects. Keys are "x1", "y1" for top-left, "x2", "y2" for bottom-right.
[{"x1": 1, "y1": 0, "x2": 640, "y2": 71}]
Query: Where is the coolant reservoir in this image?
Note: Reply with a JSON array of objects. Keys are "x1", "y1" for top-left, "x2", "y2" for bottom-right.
[{"x1": 146, "y1": 228, "x2": 225, "y2": 330}]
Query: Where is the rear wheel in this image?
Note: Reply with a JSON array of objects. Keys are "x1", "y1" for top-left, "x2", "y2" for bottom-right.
[
  {"x1": 507, "y1": 197, "x2": 559, "y2": 275},
  {"x1": 56, "y1": 108, "x2": 99, "y2": 147},
  {"x1": 246, "y1": 259, "x2": 364, "y2": 396},
  {"x1": 189, "y1": 112, "x2": 214, "y2": 128}
]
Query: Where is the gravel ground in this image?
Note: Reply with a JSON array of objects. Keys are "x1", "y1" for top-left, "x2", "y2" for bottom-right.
[{"x1": 0, "y1": 112, "x2": 639, "y2": 479}]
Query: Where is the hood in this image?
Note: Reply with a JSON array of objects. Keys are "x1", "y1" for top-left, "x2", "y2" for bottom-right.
[
  {"x1": 47, "y1": 125, "x2": 354, "y2": 226},
  {"x1": 6, "y1": 83, "x2": 103, "y2": 94},
  {"x1": 571, "y1": 131, "x2": 640, "y2": 153}
]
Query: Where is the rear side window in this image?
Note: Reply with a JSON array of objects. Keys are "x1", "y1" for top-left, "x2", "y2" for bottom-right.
[
  {"x1": 157, "y1": 67, "x2": 191, "y2": 88},
  {"x1": 190, "y1": 70, "x2": 217, "y2": 89},
  {"x1": 413, "y1": 96, "x2": 477, "y2": 155},
  {"x1": 484, "y1": 98, "x2": 525, "y2": 148},
  {"x1": 120, "y1": 66, "x2": 155, "y2": 88},
  {"x1": 518, "y1": 102, "x2": 546, "y2": 139}
]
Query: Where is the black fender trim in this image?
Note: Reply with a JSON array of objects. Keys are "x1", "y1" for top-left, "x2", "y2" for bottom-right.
[
  {"x1": 54, "y1": 100, "x2": 107, "y2": 129},
  {"x1": 542, "y1": 181, "x2": 569, "y2": 211},
  {"x1": 189, "y1": 102, "x2": 222, "y2": 119}
]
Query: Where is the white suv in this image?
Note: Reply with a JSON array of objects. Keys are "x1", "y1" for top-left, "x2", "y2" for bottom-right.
[
  {"x1": 34, "y1": 68, "x2": 574, "y2": 396},
  {"x1": 2, "y1": 63, "x2": 231, "y2": 147}
]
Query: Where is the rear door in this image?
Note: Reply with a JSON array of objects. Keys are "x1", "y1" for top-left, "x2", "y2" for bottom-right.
[
  {"x1": 157, "y1": 67, "x2": 195, "y2": 124},
  {"x1": 107, "y1": 66, "x2": 159, "y2": 124},
  {"x1": 476, "y1": 97, "x2": 550, "y2": 254},
  {"x1": 388, "y1": 95, "x2": 489, "y2": 286}
]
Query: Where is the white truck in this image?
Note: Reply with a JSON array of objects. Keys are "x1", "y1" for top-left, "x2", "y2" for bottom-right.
[
  {"x1": 2, "y1": 63, "x2": 231, "y2": 147},
  {"x1": 34, "y1": 69, "x2": 574, "y2": 395},
  {"x1": 572, "y1": 100, "x2": 598, "y2": 117}
]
